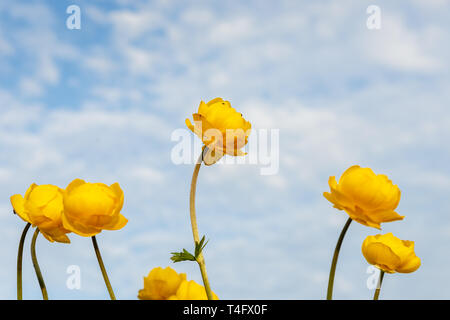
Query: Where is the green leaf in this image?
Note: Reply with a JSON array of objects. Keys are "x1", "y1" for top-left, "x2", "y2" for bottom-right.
[
  {"x1": 170, "y1": 249, "x2": 196, "y2": 263},
  {"x1": 194, "y1": 235, "x2": 209, "y2": 259},
  {"x1": 171, "y1": 236, "x2": 209, "y2": 263}
]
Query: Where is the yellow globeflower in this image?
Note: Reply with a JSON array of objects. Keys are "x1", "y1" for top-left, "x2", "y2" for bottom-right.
[
  {"x1": 168, "y1": 280, "x2": 219, "y2": 300},
  {"x1": 10, "y1": 184, "x2": 70, "y2": 243},
  {"x1": 138, "y1": 267, "x2": 187, "y2": 300},
  {"x1": 62, "y1": 179, "x2": 128, "y2": 237},
  {"x1": 185, "y1": 97, "x2": 251, "y2": 165},
  {"x1": 323, "y1": 165, "x2": 403, "y2": 229},
  {"x1": 362, "y1": 233, "x2": 421, "y2": 273}
]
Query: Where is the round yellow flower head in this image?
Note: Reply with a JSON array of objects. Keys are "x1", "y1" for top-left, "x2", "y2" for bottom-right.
[
  {"x1": 323, "y1": 165, "x2": 403, "y2": 229},
  {"x1": 185, "y1": 97, "x2": 251, "y2": 165},
  {"x1": 62, "y1": 179, "x2": 128, "y2": 237},
  {"x1": 362, "y1": 233, "x2": 421, "y2": 273},
  {"x1": 10, "y1": 184, "x2": 71, "y2": 243},
  {"x1": 138, "y1": 266, "x2": 187, "y2": 300},
  {"x1": 168, "y1": 280, "x2": 219, "y2": 300}
]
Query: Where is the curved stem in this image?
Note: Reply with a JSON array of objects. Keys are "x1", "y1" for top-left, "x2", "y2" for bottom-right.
[
  {"x1": 30, "y1": 228, "x2": 48, "y2": 300},
  {"x1": 92, "y1": 236, "x2": 116, "y2": 300},
  {"x1": 373, "y1": 270, "x2": 385, "y2": 300},
  {"x1": 326, "y1": 217, "x2": 352, "y2": 300},
  {"x1": 189, "y1": 153, "x2": 203, "y2": 244},
  {"x1": 189, "y1": 149, "x2": 214, "y2": 300},
  {"x1": 17, "y1": 223, "x2": 31, "y2": 300}
]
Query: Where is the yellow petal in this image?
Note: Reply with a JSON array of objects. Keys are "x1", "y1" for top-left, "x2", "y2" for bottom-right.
[
  {"x1": 174, "y1": 280, "x2": 219, "y2": 300},
  {"x1": 110, "y1": 182, "x2": 125, "y2": 213},
  {"x1": 397, "y1": 255, "x2": 421, "y2": 273},
  {"x1": 26, "y1": 184, "x2": 60, "y2": 208},
  {"x1": 11, "y1": 194, "x2": 31, "y2": 223},
  {"x1": 348, "y1": 212, "x2": 381, "y2": 229},
  {"x1": 24, "y1": 183, "x2": 38, "y2": 201},
  {"x1": 61, "y1": 212, "x2": 101, "y2": 237},
  {"x1": 325, "y1": 176, "x2": 355, "y2": 210},
  {"x1": 370, "y1": 209, "x2": 405, "y2": 224},
  {"x1": 40, "y1": 230, "x2": 71, "y2": 244},
  {"x1": 197, "y1": 100, "x2": 209, "y2": 116},
  {"x1": 206, "y1": 97, "x2": 224, "y2": 106},
  {"x1": 103, "y1": 213, "x2": 128, "y2": 231},
  {"x1": 65, "y1": 179, "x2": 86, "y2": 194},
  {"x1": 338, "y1": 165, "x2": 361, "y2": 185},
  {"x1": 323, "y1": 191, "x2": 339, "y2": 208},
  {"x1": 185, "y1": 118, "x2": 195, "y2": 133},
  {"x1": 362, "y1": 242, "x2": 401, "y2": 273}
]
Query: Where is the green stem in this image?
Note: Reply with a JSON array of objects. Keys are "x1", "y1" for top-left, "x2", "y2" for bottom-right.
[
  {"x1": 92, "y1": 236, "x2": 116, "y2": 300},
  {"x1": 17, "y1": 223, "x2": 31, "y2": 300},
  {"x1": 326, "y1": 217, "x2": 352, "y2": 300},
  {"x1": 373, "y1": 270, "x2": 385, "y2": 300},
  {"x1": 30, "y1": 228, "x2": 48, "y2": 300},
  {"x1": 189, "y1": 149, "x2": 214, "y2": 300}
]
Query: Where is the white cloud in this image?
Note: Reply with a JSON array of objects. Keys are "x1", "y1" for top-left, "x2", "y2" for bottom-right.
[
  {"x1": 363, "y1": 15, "x2": 442, "y2": 72},
  {"x1": 411, "y1": 0, "x2": 449, "y2": 8},
  {"x1": 0, "y1": 31, "x2": 13, "y2": 56},
  {"x1": 109, "y1": 10, "x2": 163, "y2": 40},
  {"x1": 0, "y1": 168, "x2": 12, "y2": 182},
  {"x1": 128, "y1": 167, "x2": 164, "y2": 183},
  {"x1": 19, "y1": 77, "x2": 44, "y2": 97},
  {"x1": 83, "y1": 54, "x2": 117, "y2": 76},
  {"x1": 122, "y1": 46, "x2": 156, "y2": 74}
]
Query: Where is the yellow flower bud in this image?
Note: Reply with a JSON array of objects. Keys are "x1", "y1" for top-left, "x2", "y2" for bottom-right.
[
  {"x1": 10, "y1": 184, "x2": 70, "y2": 243},
  {"x1": 362, "y1": 233, "x2": 421, "y2": 273},
  {"x1": 323, "y1": 165, "x2": 403, "y2": 229},
  {"x1": 168, "y1": 280, "x2": 219, "y2": 300},
  {"x1": 185, "y1": 98, "x2": 251, "y2": 165},
  {"x1": 62, "y1": 179, "x2": 128, "y2": 237},
  {"x1": 138, "y1": 266, "x2": 187, "y2": 300}
]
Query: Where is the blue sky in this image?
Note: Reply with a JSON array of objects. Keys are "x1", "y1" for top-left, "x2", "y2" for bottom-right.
[{"x1": 0, "y1": 0, "x2": 449, "y2": 299}]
